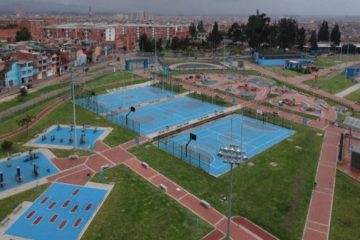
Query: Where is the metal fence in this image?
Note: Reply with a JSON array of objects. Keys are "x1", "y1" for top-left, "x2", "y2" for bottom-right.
[
  {"x1": 158, "y1": 138, "x2": 213, "y2": 174},
  {"x1": 77, "y1": 96, "x2": 141, "y2": 134},
  {"x1": 241, "y1": 107, "x2": 293, "y2": 130}
]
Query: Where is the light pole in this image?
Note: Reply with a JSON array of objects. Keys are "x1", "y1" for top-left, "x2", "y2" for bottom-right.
[
  {"x1": 71, "y1": 68, "x2": 77, "y2": 149},
  {"x1": 218, "y1": 144, "x2": 247, "y2": 240}
]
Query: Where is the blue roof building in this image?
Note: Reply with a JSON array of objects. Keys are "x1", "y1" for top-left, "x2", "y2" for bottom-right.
[
  {"x1": 254, "y1": 51, "x2": 313, "y2": 67},
  {"x1": 345, "y1": 65, "x2": 360, "y2": 78},
  {"x1": 4, "y1": 61, "x2": 35, "y2": 88}
]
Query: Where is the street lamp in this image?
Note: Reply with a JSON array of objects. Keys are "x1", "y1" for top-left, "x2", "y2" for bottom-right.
[{"x1": 218, "y1": 144, "x2": 247, "y2": 240}]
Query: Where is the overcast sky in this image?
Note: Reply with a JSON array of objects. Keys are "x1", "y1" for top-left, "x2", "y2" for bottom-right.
[{"x1": 2, "y1": 0, "x2": 360, "y2": 16}]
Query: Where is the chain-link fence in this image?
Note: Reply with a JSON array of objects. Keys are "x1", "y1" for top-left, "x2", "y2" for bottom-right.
[
  {"x1": 158, "y1": 138, "x2": 213, "y2": 173},
  {"x1": 241, "y1": 107, "x2": 293, "y2": 130},
  {"x1": 77, "y1": 96, "x2": 141, "y2": 134}
]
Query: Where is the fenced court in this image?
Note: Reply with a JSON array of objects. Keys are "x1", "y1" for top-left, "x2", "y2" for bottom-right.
[
  {"x1": 158, "y1": 114, "x2": 295, "y2": 177},
  {"x1": 116, "y1": 96, "x2": 224, "y2": 135},
  {"x1": 78, "y1": 85, "x2": 175, "y2": 114},
  {"x1": 5, "y1": 183, "x2": 109, "y2": 240}
]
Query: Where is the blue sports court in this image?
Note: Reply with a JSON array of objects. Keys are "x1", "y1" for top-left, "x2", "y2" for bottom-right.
[
  {"x1": 80, "y1": 85, "x2": 175, "y2": 113},
  {"x1": 0, "y1": 152, "x2": 58, "y2": 192},
  {"x1": 159, "y1": 114, "x2": 295, "y2": 177},
  {"x1": 6, "y1": 183, "x2": 108, "y2": 240},
  {"x1": 117, "y1": 96, "x2": 224, "y2": 135}
]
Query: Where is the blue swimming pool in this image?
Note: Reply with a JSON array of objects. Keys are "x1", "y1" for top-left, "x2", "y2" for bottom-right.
[
  {"x1": 0, "y1": 152, "x2": 58, "y2": 192},
  {"x1": 33, "y1": 125, "x2": 106, "y2": 150},
  {"x1": 159, "y1": 114, "x2": 295, "y2": 177},
  {"x1": 6, "y1": 183, "x2": 108, "y2": 240}
]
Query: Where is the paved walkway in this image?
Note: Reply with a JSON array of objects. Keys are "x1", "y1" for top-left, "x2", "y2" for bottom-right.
[
  {"x1": 246, "y1": 62, "x2": 360, "y2": 111},
  {"x1": 335, "y1": 82, "x2": 360, "y2": 97},
  {"x1": 1, "y1": 67, "x2": 349, "y2": 239},
  {"x1": 302, "y1": 127, "x2": 340, "y2": 240},
  {"x1": 44, "y1": 138, "x2": 277, "y2": 240}
]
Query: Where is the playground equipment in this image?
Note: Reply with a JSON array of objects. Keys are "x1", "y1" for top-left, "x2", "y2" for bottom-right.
[
  {"x1": 0, "y1": 172, "x2": 4, "y2": 187},
  {"x1": 16, "y1": 166, "x2": 22, "y2": 183},
  {"x1": 237, "y1": 84, "x2": 257, "y2": 92}
]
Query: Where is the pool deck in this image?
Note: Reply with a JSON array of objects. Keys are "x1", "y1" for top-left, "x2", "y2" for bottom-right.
[
  {"x1": 24, "y1": 125, "x2": 113, "y2": 150},
  {"x1": 0, "y1": 149, "x2": 58, "y2": 200}
]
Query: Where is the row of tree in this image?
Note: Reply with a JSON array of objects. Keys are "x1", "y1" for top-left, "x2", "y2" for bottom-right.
[
  {"x1": 139, "y1": 10, "x2": 343, "y2": 52},
  {"x1": 138, "y1": 33, "x2": 191, "y2": 52},
  {"x1": 243, "y1": 11, "x2": 342, "y2": 50}
]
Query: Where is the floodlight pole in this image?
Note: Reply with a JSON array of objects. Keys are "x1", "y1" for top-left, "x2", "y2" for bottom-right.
[
  {"x1": 226, "y1": 162, "x2": 234, "y2": 240},
  {"x1": 218, "y1": 145, "x2": 245, "y2": 240},
  {"x1": 71, "y1": 69, "x2": 77, "y2": 149}
]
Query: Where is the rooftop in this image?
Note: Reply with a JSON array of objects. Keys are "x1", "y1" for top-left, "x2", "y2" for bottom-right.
[{"x1": 43, "y1": 22, "x2": 188, "y2": 30}]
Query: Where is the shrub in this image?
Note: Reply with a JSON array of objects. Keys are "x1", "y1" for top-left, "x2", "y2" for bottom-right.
[{"x1": 1, "y1": 140, "x2": 13, "y2": 150}]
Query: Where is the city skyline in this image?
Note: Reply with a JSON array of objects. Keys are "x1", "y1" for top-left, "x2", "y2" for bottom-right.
[{"x1": 1, "y1": 0, "x2": 360, "y2": 16}]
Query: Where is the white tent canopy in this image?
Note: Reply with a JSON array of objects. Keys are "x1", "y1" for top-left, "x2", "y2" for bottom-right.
[{"x1": 343, "y1": 116, "x2": 360, "y2": 131}]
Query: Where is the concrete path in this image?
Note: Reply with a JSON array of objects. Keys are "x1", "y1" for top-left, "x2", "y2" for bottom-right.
[
  {"x1": 246, "y1": 61, "x2": 360, "y2": 111},
  {"x1": 302, "y1": 127, "x2": 341, "y2": 240},
  {"x1": 335, "y1": 83, "x2": 360, "y2": 97}
]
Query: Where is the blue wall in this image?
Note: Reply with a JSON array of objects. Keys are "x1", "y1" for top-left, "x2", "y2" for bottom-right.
[
  {"x1": 4, "y1": 61, "x2": 34, "y2": 88},
  {"x1": 125, "y1": 58, "x2": 149, "y2": 71},
  {"x1": 254, "y1": 52, "x2": 313, "y2": 67},
  {"x1": 345, "y1": 67, "x2": 360, "y2": 78}
]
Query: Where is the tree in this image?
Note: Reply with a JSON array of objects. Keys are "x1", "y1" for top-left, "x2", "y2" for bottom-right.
[
  {"x1": 189, "y1": 22, "x2": 197, "y2": 39},
  {"x1": 331, "y1": 24, "x2": 341, "y2": 46},
  {"x1": 197, "y1": 21, "x2": 205, "y2": 33},
  {"x1": 1, "y1": 140, "x2": 13, "y2": 150},
  {"x1": 245, "y1": 10, "x2": 271, "y2": 49},
  {"x1": 17, "y1": 115, "x2": 34, "y2": 136},
  {"x1": 19, "y1": 86, "x2": 28, "y2": 96},
  {"x1": 297, "y1": 27, "x2": 306, "y2": 50},
  {"x1": 207, "y1": 22, "x2": 222, "y2": 49},
  {"x1": 138, "y1": 33, "x2": 153, "y2": 52},
  {"x1": 171, "y1": 37, "x2": 180, "y2": 51},
  {"x1": 277, "y1": 18, "x2": 298, "y2": 49},
  {"x1": 318, "y1": 21, "x2": 330, "y2": 42},
  {"x1": 267, "y1": 25, "x2": 278, "y2": 48},
  {"x1": 15, "y1": 27, "x2": 32, "y2": 42},
  {"x1": 139, "y1": 33, "x2": 147, "y2": 52},
  {"x1": 310, "y1": 30, "x2": 318, "y2": 50},
  {"x1": 165, "y1": 39, "x2": 171, "y2": 50},
  {"x1": 228, "y1": 22, "x2": 243, "y2": 43},
  {"x1": 156, "y1": 38, "x2": 164, "y2": 52}
]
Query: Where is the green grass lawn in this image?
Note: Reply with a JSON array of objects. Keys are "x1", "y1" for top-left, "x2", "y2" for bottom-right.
[
  {"x1": 345, "y1": 90, "x2": 360, "y2": 103},
  {"x1": 0, "y1": 184, "x2": 49, "y2": 221},
  {"x1": 0, "y1": 71, "x2": 142, "y2": 115},
  {"x1": 0, "y1": 98, "x2": 59, "y2": 136},
  {"x1": 314, "y1": 55, "x2": 360, "y2": 68},
  {"x1": 86, "y1": 71, "x2": 136, "y2": 87},
  {"x1": 330, "y1": 171, "x2": 360, "y2": 240},
  {"x1": 0, "y1": 82, "x2": 69, "y2": 113},
  {"x1": 265, "y1": 67, "x2": 302, "y2": 77},
  {"x1": 0, "y1": 100, "x2": 137, "y2": 158},
  {"x1": 305, "y1": 72, "x2": 356, "y2": 94},
  {"x1": 130, "y1": 124, "x2": 323, "y2": 240},
  {"x1": 82, "y1": 165, "x2": 212, "y2": 240}
]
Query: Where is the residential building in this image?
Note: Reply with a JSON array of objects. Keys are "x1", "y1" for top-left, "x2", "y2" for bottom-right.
[{"x1": 4, "y1": 61, "x2": 34, "y2": 88}]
